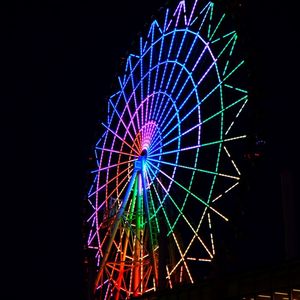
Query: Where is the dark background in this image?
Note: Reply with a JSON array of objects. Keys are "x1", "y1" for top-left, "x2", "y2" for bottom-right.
[{"x1": 4, "y1": 0, "x2": 299, "y2": 299}]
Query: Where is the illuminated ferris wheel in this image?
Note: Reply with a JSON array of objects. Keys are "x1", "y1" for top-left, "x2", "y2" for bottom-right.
[{"x1": 85, "y1": 0, "x2": 248, "y2": 299}]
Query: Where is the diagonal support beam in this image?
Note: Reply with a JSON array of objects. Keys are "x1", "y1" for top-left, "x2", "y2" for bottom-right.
[{"x1": 94, "y1": 169, "x2": 138, "y2": 291}]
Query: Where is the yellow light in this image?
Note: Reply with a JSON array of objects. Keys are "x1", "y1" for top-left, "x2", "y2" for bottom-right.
[{"x1": 274, "y1": 292, "x2": 288, "y2": 295}]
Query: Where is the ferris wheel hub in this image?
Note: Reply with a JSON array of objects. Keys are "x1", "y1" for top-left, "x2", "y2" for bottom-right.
[
  {"x1": 135, "y1": 152, "x2": 147, "y2": 172},
  {"x1": 141, "y1": 148, "x2": 147, "y2": 157}
]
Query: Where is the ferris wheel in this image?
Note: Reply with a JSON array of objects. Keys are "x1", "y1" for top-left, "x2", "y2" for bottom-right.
[{"x1": 85, "y1": 0, "x2": 248, "y2": 299}]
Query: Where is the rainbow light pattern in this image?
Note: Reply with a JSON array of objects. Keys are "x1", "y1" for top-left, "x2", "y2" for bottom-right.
[{"x1": 86, "y1": 1, "x2": 248, "y2": 299}]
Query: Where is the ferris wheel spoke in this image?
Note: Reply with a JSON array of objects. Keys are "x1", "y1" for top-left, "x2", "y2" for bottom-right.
[
  {"x1": 211, "y1": 181, "x2": 240, "y2": 203},
  {"x1": 153, "y1": 68, "x2": 172, "y2": 123},
  {"x1": 160, "y1": 48, "x2": 199, "y2": 124},
  {"x1": 101, "y1": 164, "x2": 133, "y2": 197},
  {"x1": 115, "y1": 87, "x2": 139, "y2": 144},
  {"x1": 168, "y1": 232, "x2": 194, "y2": 284},
  {"x1": 151, "y1": 171, "x2": 214, "y2": 258},
  {"x1": 148, "y1": 157, "x2": 239, "y2": 180},
  {"x1": 93, "y1": 129, "x2": 111, "y2": 181},
  {"x1": 146, "y1": 168, "x2": 194, "y2": 283},
  {"x1": 155, "y1": 88, "x2": 177, "y2": 130},
  {"x1": 155, "y1": 49, "x2": 196, "y2": 124},
  {"x1": 146, "y1": 31, "x2": 154, "y2": 99},
  {"x1": 101, "y1": 123, "x2": 140, "y2": 156},
  {"x1": 146, "y1": 186, "x2": 160, "y2": 234},
  {"x1": 174, "y1": 40, "x2": 213, "y2": 96},
  {"x1": 220, "y1": 35, "x2": 238, "y2": 77},
  {"x1": 157, "y1": 60, "x2": 222, "y2": 139},
  {"x1": 144, "y1": 80, "x2": 151, "y2": 125},
  {"x1": 151, "y1": 119, "x2": 199, "y2": 153},
  {"x1": 209, "y1": 13, "x2": 226, "y2": 42},
  {"x1": 207, "y1": 212, "x2": 216, "y2": 255},
  {"x1": 192, "y1": 42, "x2": 210, "y2": 72},
  {"x1": 155, "y1": 57, "x2": 199, "y2": 129},
  {"x1": 117, "y1": 77, "x2": 140, "y2": 138},
  {"x1": 223, "y1": 145, "x2": 241, "y2": 175},
  {"x1": 108, "y1": 99, "x2": 141, "y2": 151},
  {"x1": 90, "y1": 158, "x2": 136, "y2": 175},
  {"x1": 150, "y1": 131, "x2": 246, "y2": 160},
  {"x1": 147, "y1": 160, "x2": 228, "y2": 221},
  {"x1": 214, "y1": 31, "x2": 236, "y2": 58},
  {"x1": 150, "y1": 94, "x2": 247, "y2": 154},
  {"x1": 95, "y1": 146, "x2": 138, "y2": 158},
  {"x1": 145, "y1": 25, "x2": 158, "y2": 124},
  {"x1": 138, "y1": 40, "x2": 146, "y2": 128},
  {"x1": 87, "y1": 168, "x2": 133, "y2": 222},
  {"x1": 154, "y1": 30, "x2": 189, "y2": 118},
  {"x1": 184, "y1": 207, "x2": 215, "y2": 260},
  {"x1": 188, "y1": 0, "x2": 208, "y2": 26},
  {"x1": 153, "y1": 24, "x2": 178, "y2": 121},
  {"x1": 149, "y1": 144, "x2": 199, "y2": 158},
  {"x1": 145, "y1": 170, "x2": 169, "y2": 233},
  {"x1": 167, "y1": 36, "x2": 200, "y2": 95},
  {"x1": 153, "y1": 68, "x2": 207, "y2": 139},
  {"x1": 150, "y1": 36, "x2": 166, "y2": 121},
  {"x1": 224, "y1": 94, "x2": 248, "y2": 135},
  {"x1": 171, "y1": 0, "x2": 186, "y2": 29},
  {"x1": 126, "y1": 55, "x2": 142, "y2": 131},
  {"x1": 150, "y1": 86, "x2": 172, "y2": 129},
  {"x1": 87, "y1": 174, "x2": 98, "y2": 198},
  {"x1": 180, "y1": 54, "x2": 218, "y2": 102},
  {"x1": 148, "y1": 140, "x2": 211, "y2": 158},
  {"x1": 146, "y1": 167, "x2": 173, "y2": 232}
]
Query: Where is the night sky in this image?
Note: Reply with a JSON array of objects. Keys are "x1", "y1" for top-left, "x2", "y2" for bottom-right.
[{"x1": 6, "y1": 0, "x2": 299, "y2": 299}]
